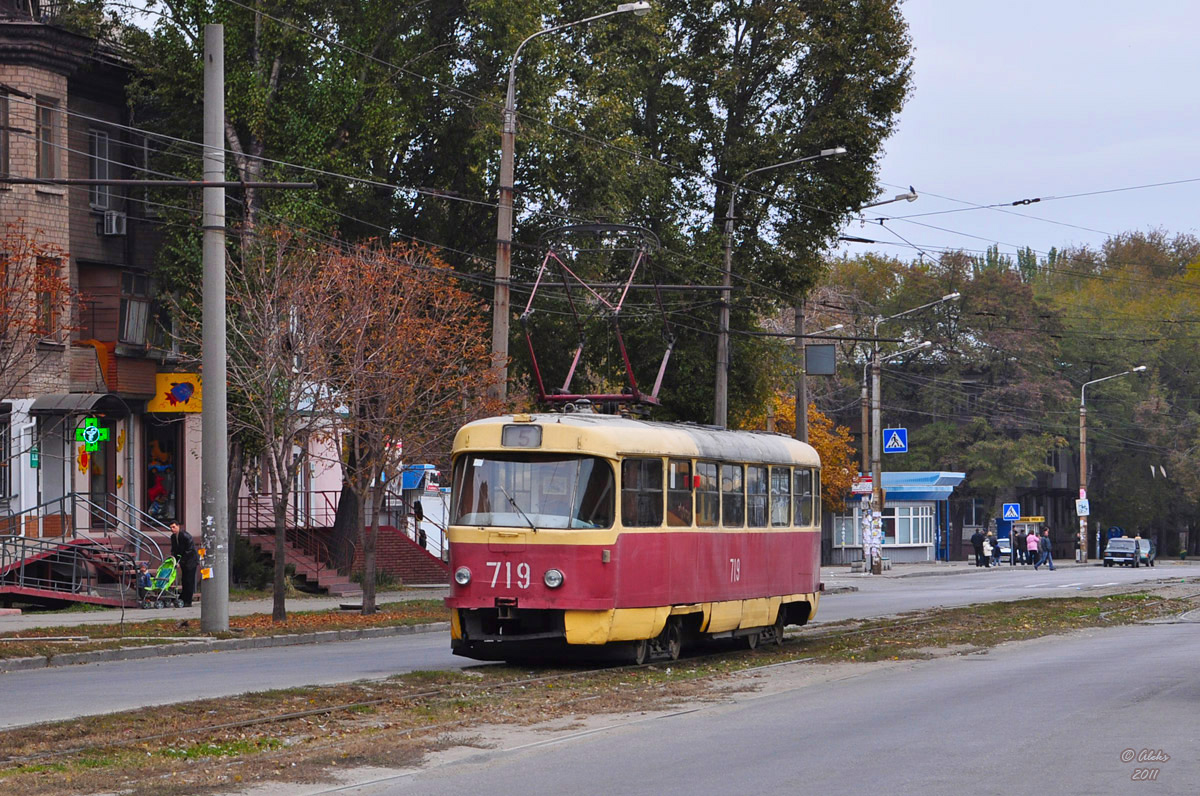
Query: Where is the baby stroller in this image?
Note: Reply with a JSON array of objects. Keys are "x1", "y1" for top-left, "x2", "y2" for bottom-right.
[{"x1": 143, "y1": 556, "x2": 182, "y2": 608}]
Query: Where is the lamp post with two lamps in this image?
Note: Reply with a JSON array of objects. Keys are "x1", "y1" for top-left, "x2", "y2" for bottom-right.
[
  {"x1": 865, "y1": 292, "x2": 960, "y2": 572},
  {"x1": 1079, "y1": 366, "x2": 1147, "y2": 562},
  {"x1": 713, "y1": 147, "x2": 847, "y2": 428},
  {"x1": 489, "y1": 2, "x2": 652, "y2": 403}
]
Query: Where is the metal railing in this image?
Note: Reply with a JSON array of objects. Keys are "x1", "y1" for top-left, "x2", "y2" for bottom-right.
[
  {"x1": 236, "y1": 496, "x2": 332, "y2": 581},
  {"x1": 0, "y1": 534, "x2": 136, "y2": 601}
]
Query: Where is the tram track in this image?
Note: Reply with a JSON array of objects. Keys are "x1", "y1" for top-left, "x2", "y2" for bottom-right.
[{"x1": 5, "y1": 588, "x2": 1198, "y2": 772}]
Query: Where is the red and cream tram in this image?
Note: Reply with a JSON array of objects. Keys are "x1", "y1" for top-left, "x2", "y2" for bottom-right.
[{"x1": 445, "y1": 410, "x2": 822, "y2": 662}]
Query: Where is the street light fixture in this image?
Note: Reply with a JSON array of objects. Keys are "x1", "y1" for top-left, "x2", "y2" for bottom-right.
[
  {"x1": 1079, "y1": 365, "x2": 1147, "y2": 562},
  {"x1": 490, "y1": 3, "x2": 652, "y2": 403},
  {"x1": 859, "y1": 187, "x2": 918, "y2": 209},
  {"x1": 714, "y1": 147, "x2": 847, "y2": 428},
  {"x1": 865, "y1": 293, "x2": 960, "y2": 572},
  {"x1": 794, "y1": 322, "x2": 842, "y2": 443}
]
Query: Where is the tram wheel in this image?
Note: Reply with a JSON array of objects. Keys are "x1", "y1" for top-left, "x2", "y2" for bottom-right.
[
  {"x1": 664, "y1": 619, "x2": 683, "y2": 661},
  {"x1": 744, "y1": 629, "x2": 759, "y2": 650},
  {"x1": 631, "y1": 638, "x2": 650, "y2": 665},
  {"x1": 771, "y1": 612, "x2": 786, "y2": 647}
]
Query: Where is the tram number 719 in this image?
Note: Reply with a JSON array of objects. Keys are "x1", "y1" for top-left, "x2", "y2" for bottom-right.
[
  {"x1": 729, "y1": 557, "x2": 741, "y2": 582},
  {"x1": 487, "y1": 561, "x2": 531, "y2": 589}
]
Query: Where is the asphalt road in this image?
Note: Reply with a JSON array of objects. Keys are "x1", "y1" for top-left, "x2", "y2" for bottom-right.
[
  {"x1": 816, "y1": 561, "x2": 1200, "y2": 623},
  {"x1": 2, "y1": 563, "x2": 1197, "y2": 731},
  {"x1": 346, "y1": 618, "x2": 1200, "y2": 796}
]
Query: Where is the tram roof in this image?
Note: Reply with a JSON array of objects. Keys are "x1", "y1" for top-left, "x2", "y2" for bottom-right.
[{"x1": 455, "y1": 413, "x2": 820, "y2": 467}]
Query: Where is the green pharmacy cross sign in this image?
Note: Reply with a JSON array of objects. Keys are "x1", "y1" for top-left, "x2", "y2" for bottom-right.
[{"x1": 75, "y1": 418, "x2": 110, "y2": 452}]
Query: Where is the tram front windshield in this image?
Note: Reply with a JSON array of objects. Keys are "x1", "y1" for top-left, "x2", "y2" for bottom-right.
[{"x1": 452, "y1": 454, "x2": 615, "y2": 529}]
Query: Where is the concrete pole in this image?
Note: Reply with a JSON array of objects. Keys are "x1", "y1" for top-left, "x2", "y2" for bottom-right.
[
  {"x1": 869, "y1": 338, "x2": 882, "y2": 574},
  {"x1": 489, "y1": 81, "x2": 516, "y2": 404},
  {"x1": 714, "y1": 190, "x2": 736, "y2": 428},
  {"x1": 795, "y1": 302, "x2": 807, "y2": 443},
  {"x1": 200, "y1": 24, "x2": 229, "y2": 632},
  {"x1": 860, "y1": 381, "x2": 869, "y2": 475},
  {"x1": 1079, "y1": 402, "x2": 1088, "y2": 563}
]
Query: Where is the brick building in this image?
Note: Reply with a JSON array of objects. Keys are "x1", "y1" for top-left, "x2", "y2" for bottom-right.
[{"x1": 0, "y1": 1, "x2": 201, "y2": 542}]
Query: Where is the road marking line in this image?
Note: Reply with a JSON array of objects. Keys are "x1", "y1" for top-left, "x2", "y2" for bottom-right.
[{"x1": 1056, "y1": 583, "x2": 1084, "y2": 588}]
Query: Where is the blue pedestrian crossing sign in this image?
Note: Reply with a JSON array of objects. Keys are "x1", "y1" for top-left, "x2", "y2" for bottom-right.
[
  {"x1": 1002, "y1": 503, "x2": 1021, "y2": 521},
  {"x1": 883, "y1": 428, "x2": 908, "y2": 453}
]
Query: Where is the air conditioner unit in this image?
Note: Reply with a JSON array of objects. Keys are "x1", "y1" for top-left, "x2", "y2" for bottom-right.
[{"x1": 103, "y1": 210, "x2": 127, "y2": 236}]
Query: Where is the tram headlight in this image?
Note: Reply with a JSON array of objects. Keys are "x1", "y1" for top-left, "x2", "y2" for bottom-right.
[
  {"x1": 543, "y1": 568, "x2": 565, "y2": 589},
  {"x1": 454, "y1": 567, "x2": 472, "y2": 586}
]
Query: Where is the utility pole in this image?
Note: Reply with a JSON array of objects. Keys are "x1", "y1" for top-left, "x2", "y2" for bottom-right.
[
  {"x1": 1079, "y1": 402, "x2": 1088, "y2": 562},
  {"x1": 200, "y1": 24, "x2": 229, "y2": 633},
  {"x1": 794, "y1": 302, "x2": 807, "y2": 443}
]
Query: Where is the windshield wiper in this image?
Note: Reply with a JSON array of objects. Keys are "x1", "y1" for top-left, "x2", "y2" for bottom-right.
[{"x1": 498, "y1": 486, "x2": 538, "y2": 533}]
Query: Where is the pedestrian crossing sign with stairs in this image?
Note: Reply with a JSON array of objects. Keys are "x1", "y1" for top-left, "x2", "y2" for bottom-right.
[
  {"x1": 1002, "y1": 503, "x2": 1021, "y2": 521},
  {"x1": 883, "y1": 428, "x2": 908, "y2": 453}
]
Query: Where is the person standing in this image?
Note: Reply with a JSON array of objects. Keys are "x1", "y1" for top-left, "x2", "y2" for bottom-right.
[
  {"x1": 170, "y1": 522, "x2": 200, "y2": 607},
  {"x1": 982, "y1": 534, "x2": 993, "y2": 567},
  {"x1": 1015, "y1": 530, "x2": 1026, "y2": 565},
  {"x1": 1026, "y1": 529, "x2": 1041, "y2": 568},
  {"x1": 971, "y1": 529, "x2": 986, "y2": 567},
  {"x1": 988, "y1": 532, "x2": 1002, "y2": 567}
]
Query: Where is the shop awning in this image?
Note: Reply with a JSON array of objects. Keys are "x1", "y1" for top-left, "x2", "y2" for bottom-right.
[{"x1": 28, "y1": 393, "x2": 130, "y2": 416}]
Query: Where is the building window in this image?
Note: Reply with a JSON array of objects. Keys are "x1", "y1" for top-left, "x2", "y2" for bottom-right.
[
  {"x1": 0, "y1": 94, "x2": 9, "y2": 179},
  {"x1": 35, "y1": 256, "x2": 62, "y2": 338},
  {"x1": 0, "y1": 407, "x2": 10, "y2": 500},
  {"x1": 119, "y1": 272, "x2": 150, "y2": 345},
  {"x1": 36, "y1": 99, "x2": 58, "y2": 180},
  {"x1": 88, "y1": 130, "x2": 110, "y2": 208},
  {"x1": 620, "y1": 458, "x2": 662, "y2": 527}
]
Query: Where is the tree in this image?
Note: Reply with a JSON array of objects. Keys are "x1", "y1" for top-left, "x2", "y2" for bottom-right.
[
  {"x1": 739, "y1": 391, "x2": 855, "y2": 512},
  {"x1": 0, "y1": 223, "x2": 78, "y2": 402},
  {"x1": 176, "y1": 227, "x2": 335, "y2": 622},
  {"x1": 315, "y1": 241, "x2": 498, "y2": 614}
]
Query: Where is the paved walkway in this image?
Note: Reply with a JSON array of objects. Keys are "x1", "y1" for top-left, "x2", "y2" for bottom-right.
[
  {"x1": 827, "y1": 557, "x2": 1187, "y2": 579},
  {"x1": 0, "y1": 586, "x2": 451, "y2": 633}
]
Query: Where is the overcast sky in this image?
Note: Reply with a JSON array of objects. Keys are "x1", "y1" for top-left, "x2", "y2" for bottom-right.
[{"x1": 838, "y1": 0, "x2": 1200, "y2": 263}]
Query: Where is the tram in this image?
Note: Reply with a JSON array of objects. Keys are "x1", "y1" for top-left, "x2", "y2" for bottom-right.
[{"x1": 444, "y1": 408, "x2": 823, "y2": 662}]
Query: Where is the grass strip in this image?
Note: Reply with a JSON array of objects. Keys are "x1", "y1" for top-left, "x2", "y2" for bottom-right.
[{"x1": 0, "y1": 591, "x2": 1191, "y2": 796}]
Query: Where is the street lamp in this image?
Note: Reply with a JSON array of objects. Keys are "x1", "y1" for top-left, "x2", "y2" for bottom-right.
[
  {"x1": 859, "y1": 187, "x2": 918, "y2": 209},
  {"x1": 490, "y1": 2, "x2": 653, "y2": 403},
  {"x1": 795, "y1": 322, "x2": 842, "y2": 443},
  {"x1": 714, "y1": 146, "x2": 847, "y2": 428},
  {"x1": 867, "y1": 292, "x2": 960, "y2": 573},
  {"x1": 1079, "y1": 365, "x2": 1147, "y2": 562}
]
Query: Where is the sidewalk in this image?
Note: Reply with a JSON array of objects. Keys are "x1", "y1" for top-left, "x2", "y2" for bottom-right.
[
  {"x1": 831, "y1": 558, "x2": 1099, "y2": 579},
  {"x1": 830, "y1": 558, "x2": 1192, "y2": 579},
  {"x1": 0, "y1": 586, "x2": 450, "y2": 633}
]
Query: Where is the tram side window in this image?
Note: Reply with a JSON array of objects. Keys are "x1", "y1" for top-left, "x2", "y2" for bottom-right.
[
  {"x1": 746, "y1": 465, "x2": 767, "y2": 527},
  {"x1": 721, "y1": 464, "x2": 744, "y2": 527},
  {"x1": 667, "y1": 459, "x2": 693, "y2": 527},
  {"x1": 695, "y1": 461, "x2": 719, "y2": 527},
  {"x1": 794, "y1": 468, "x2": 814, "y2": 526},
  {"x1": 813, "y1": 469, "x2": 822, "y2": 525},
  {"x1": 770, "y1": 466, "x2": 791, "y2": 526},
  {"x1": 621, "y1": 458, "x2": 663, "y2": 527}
]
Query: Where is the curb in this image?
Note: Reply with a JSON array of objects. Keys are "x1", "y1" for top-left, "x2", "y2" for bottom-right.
[
  {"x1": 892, "y1": 563, "x2": 1101, "y2": 579},
  {"x1": 0, "y1": 621, "x2": 450, "y2": 674}
]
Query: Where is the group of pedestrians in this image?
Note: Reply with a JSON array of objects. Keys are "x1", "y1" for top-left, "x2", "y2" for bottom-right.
[{"x1": 970, "y1": 528, "x2": 1056, "y2": 571}]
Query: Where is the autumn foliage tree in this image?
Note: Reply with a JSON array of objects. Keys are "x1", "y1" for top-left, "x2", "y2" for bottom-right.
[
  {"x1": 739, "y1": 392, "x2": 856, "y2": 512},
  {"x1": 314, "y1": 242, "x2": 498, "y2": 615},
  {"x1": 0, "y1": 223, "x2": 78, "y2": 402}
]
